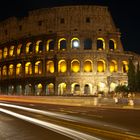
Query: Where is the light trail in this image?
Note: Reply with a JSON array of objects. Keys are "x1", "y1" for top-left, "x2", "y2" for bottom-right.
[
  {"x1": 0, "y1": 102, "x2": 129, "y2": 132},
  {"x1": 0, "y1": 108, "x2": 101, "y2": 140}
]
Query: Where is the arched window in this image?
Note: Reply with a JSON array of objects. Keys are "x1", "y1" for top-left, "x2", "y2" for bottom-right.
[
  {"x1": 0, "y1": 49, "x2": 2, "y2": 59},
  {"x1": 46, "y1": 83, "x2": 54, "y2": 95},
  {"x1": 35, "y1": 83, "x2": 43, "y2": 95},
  {"x1": 97, "y1": 38, "x2": 105, "y2": 50},
  {"x1": 46, "y1": 39, "x2": 55, "y2": 51},
  {"x1": 2, "y1": 65, "x2": 7, "y2": 76},
  {"x1": 3, "y1": 47, "x2": 8, "y2": 58},
  {"x1": 84, "y1": 39, "x2": 92, "y2": 50},
  {"x1": 8, "y1": 64, "x2": 14, "y2": 76},
  {"x1": 71, "y1": 38, "x2": 80, "y2": 49},
  {"x1": 58, "y1": 38, "x2": 67, "y2": 50},
  {"x1": 71, "y1": 59, "x2": 80, "y2": 73},
  {"x1": 58, "y1": 60, "x2": 67, "y2": 73},
  {"x1": 110, "y1": 60, "x2": 118, "y2": 72},
  {"x1": 35, "y1": 61, "x2": 42, "y2": 74},
  {"x1": 122, "y1": 61, "x2": 128, "y2": 73},
  {"x1": 46, "y1": 60, "x2": 54, "y2": 73},
  {"x1": 97, "y1": 60, "x2": 106, "y2": 72},
  {"x1": 26, "y1": 42, "x2": 33, "y2": 54},
  {"x1": 36, "y1": 40, "x2": 43, "y2": 53},
  {"x1": 16, "y1": 63, "x2": 22, "y2": 75},
  {"x1": 25, "y1": 62, "x2": 32, "y2": 75},
  {"x1": 84, "y1": 60, "x2": 92, "y2": 72},
  {"x1": 9, "y1": 46, "x2": 14, "y2": 57},
  {"x1": 17, "y1": 44, "x2": 23, "y2": 55},
  {"x1": 58, "y1": 83, "x2": 66, "y2": 95},
  {"x1": 109, "y1": 39, "x2": 116, "y2": 51}
]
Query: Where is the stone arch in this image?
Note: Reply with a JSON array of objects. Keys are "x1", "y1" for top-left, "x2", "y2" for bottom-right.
[
  {"x1": 46, "y1": 60, "x2": 54, "y2": 73},
  {"x1": 2, "y1": 65, "x2": 7, "y2": 76},
  {"x1": 3, "y1": 47, "x2": 8, "y2": 58},
  {"x1": 46, "y1": 39, "x2": 55, "y2": 51},
  {"x1": 9, "y1": 45, "x2": 14, "y2": 57},
  {"x1": 8, "y1": 64, "x2": 14, "y2": 76},
  {"x1": 84, "y1": 59, "x2": 93, "y2": 72},
  {"x1": 46, "y1": 83, "x2": 54, "y2": 95},
  {"x1": 16, "y1": 85, "x2": 22, "y2": 95},
  {"x1": 58, "y1": 83, "x2": 66, "y2": 95},
  {"x1": 71, "y1": 83, "x2": 80, "y2": 95},
  {"x1": 17, "y1": 44, "x2": 23, "y2": 55},
  {"x1": 97, "y1": 59, "x2": 106, "y2": 72},
  {"x1": 25, "y1": 84, "x2": 32, "y2": 95},
  {"x1": 109, "y1": 39, "x2": 117, "y2": 51},
  {"x1": 16, "y1": 63, "x2": 22, "y2": 76},
  {"x1": 84, "y1": 38, "x2": 92, "y2": 50},
  {"x1": 25, "y1": 62, "x2": 32, "y2": 75},
  {"x1": 110, "y1": 60, "x2": 118, "y2": 72},
  {"x1": 58, "y1": 60, "x2": 67, "y2": 73},
  {"x1": 36, "y1": 40, "x2": 43, "y2": 53},
  {"x1": 35, "y1": 83, "x2": 43, "y2": 95},
  {"x1": 0, "y1": 49, "x2": 2, "y2": 59},
  {"x1": 58, "y1": 38, "x2": 67, "y2": 50},
  {"x1": 71, "y1": 37, "x2": 80, "y2": 49},
  {"x1": 122, "y1": 61, "x2": 128, "y2": 73},
  {"x1": 71, "y1": 59, "x2": 80, "y2": 73},
  {"x1": 26, "y1": 42, "x2": 33, "y2": 54},
  {"x1": 97, "y1": 38, "x2": 105, "y2": 50},
  {"x1": 84, "y1": 84, "x2": 92, "y2": 94},
  {"x1": 35, "y1": 61, "x2": 42, "y2": 74}
]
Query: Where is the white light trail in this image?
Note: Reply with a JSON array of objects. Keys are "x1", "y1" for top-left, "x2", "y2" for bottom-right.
[
  {"x1": 0, "y1": 108, "x2": 101, "y2": 140},
  {"x1": 0, "y1": 102, "x2": 129, "y2": 132}
]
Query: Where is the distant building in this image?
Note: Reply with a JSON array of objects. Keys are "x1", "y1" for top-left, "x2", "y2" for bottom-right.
[{"x1": 0, "y1": 5, "x2": 140, "y2": 95}]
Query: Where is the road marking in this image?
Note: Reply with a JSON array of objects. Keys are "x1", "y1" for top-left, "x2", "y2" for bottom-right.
[{"x1": 0, "y1": 108, "x2": 101, "y2": 140}]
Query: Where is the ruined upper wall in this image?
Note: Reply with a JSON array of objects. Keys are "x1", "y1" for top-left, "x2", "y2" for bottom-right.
[{"x1": 0, "y1": 5, "x2": 120, "y2": 44}]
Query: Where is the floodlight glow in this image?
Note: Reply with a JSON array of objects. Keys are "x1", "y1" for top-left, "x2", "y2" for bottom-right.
[{"x1": 73, "y1": 40, "x2": 79, "y2": 48}]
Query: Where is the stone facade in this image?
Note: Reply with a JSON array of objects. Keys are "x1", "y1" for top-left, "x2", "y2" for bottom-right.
[{"x1": 0, "y1": 5, "x2": 140, "y2": 95}]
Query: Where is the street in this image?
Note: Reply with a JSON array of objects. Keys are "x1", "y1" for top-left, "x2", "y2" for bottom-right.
[{"x1": 1, "y1": 101, "x2": 140, "y2": 140}]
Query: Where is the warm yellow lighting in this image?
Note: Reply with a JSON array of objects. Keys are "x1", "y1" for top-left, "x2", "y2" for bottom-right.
[
  {"x1": 58, "y1": 60, "x2": 67, "y2": 73},
  {"x1": 3, "y1": 47, "x2": 8, "y2": 58},
  {"x1": 47, "y1": 83, "x2": 54, "y2": 94},
  {"x1": 16, "y1": 63, "x2": 22, "y2": 75},
  {"x1": 8, "y1": 64, "x2": 14, "y2": 76},
  {"x1": 17, "y1": 44, "x2": 22, "y2": 55},
  {"x1": 110, "y1": 60, "x2": 117, "y2": 73},
  {"x1": 25, "y1": 62, "x2": 32, "y2": 74},
  {"x1": 97, "y1": 60, "x2": 105, "y2": 72},
  {"x1": 84, "y1": 60, "x2": 92, "y2": 72},
  {"x1": 9, "y1": 46, "x2": 14, "y2": 56},
  {"x1": 36, "y1": 40, "x2": 42, "y2": 53},
  {"x1": 122, "y1": 61, "x2": 128, "y2": 73},
  {"x1": 38, "y1": 83, "x2": 42, "y2": 89},
  {"x1": 97, "y1": 38, "x2": 105, "y2": 50},
  {"x1": 71, "y1": 37, "x2": 80, "y2": 48},
  {"x1": 46, "y1": 39, "x2": 54, "y2": 51},
  {"x1": 71, "y1": 60, "x2": 80, "y2": 73},
  {"x1": 2, "y1": 65, "x2": 7, "y2": 76},
  {"x1": 110, "y1": 82, "x2": 117, "y2": 91},
  {"x1": 26, "y1": 42, "x2": 32, "y2": 54},
  {"x1": 98, "y1": 82, "x2": 105, "y2": 91},
  {"x1": 35, "y1": 61, "x2": 42, "y2": 74},
  {"x1": 0, "y1": 49, "x2": 2, "y2": 59},
  {"x1": 47, "y1": 61, "x2": 54, "y2": 73},
  {"x1": 58, "y1": 83, "x2": 66, "y2": 95}
]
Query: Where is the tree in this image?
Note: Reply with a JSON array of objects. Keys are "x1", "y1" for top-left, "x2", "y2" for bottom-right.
[
  {"x1": 127, "y1": 59, "x2": 136, "y2": 92},
  {"x1": 135, "y1": 62, "x2": 140, "y2": 92}
]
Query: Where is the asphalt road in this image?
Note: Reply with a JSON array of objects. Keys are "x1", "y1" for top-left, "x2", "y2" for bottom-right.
[
  {"x1": 1, "y1": 101, "x2": 140, "y2": 140},
  {"x1": 0, "y1": 112, "x2": 73, "y2": 140}
]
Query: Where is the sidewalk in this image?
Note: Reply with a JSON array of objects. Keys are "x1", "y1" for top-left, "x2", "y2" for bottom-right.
[{"x1": 0, "y1": 95, "x2": 140, "y2": 110}]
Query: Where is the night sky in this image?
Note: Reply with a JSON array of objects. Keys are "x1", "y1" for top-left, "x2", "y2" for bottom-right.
[{"x1": 0, "y1": 0, "x2": 140, "y2": 54}]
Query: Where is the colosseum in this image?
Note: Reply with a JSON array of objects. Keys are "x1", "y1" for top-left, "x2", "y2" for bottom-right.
[{"x1": 0, "y1": 5, "x2": 140, "y2": 96}]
